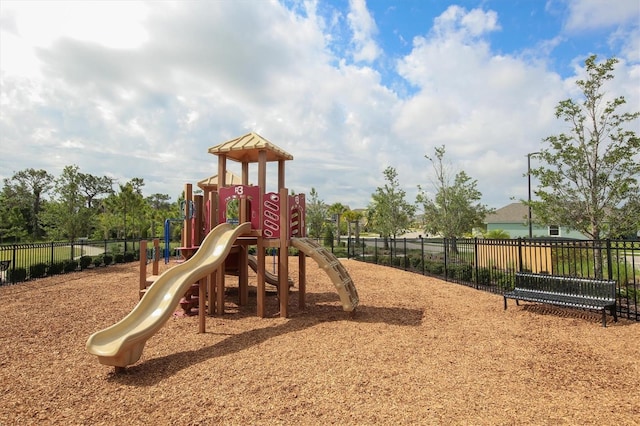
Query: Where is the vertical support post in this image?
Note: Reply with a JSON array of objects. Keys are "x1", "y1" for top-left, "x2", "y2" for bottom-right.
[
  {"x1": 257, "y1": 237, "x2": 266, "y2": 318},
  {"x1": 139, "y1": 240, "x2": 147, "y2": 299},
  {"x1": 279, "y1": 187, "x2": 289, "y2": 318},
  {"x1": 207, "y1": 272, "x2": 216, "y2": 315},
  {"x1": 183, "y1": 183, "x2": 193, "y2": 249},
  {"x1": 198, "y1": 277, "x2": 206, "y2": 333},
  {"x1": 152, "y1": 238, "x2": 159, "y2": 275},
  {"x1": 241, "y1": 161, "x2": 249, "y2": 224},
  {"x1": 217, "y1": 155, "x2": 227, "y2": 226},
  {"x1": 278, "y1": 159, "x2": 286, "y2": 190},
  {"x1": 238, "y1": 245, "x2": 248, "y2": 305},
  {"x1": 194, "y1": 194, "x2": 204, "y2": 245},
  {"x1": 215, "y1": 267, "x2": 225, "y2": 316},
  {"x1": 298, "y1": 249, "x2": 306, "y2": 309},
  {"x1": 256, "y1": 149, "x2": 267, "y2": 317},
  {"x1": 208, "y1": 191, "x2": 218, "y2": 231}
]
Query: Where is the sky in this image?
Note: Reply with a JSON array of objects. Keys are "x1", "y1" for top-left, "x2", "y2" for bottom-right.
[{"x1": 1, "y1": 0, "x2": 639, "y2": 211}]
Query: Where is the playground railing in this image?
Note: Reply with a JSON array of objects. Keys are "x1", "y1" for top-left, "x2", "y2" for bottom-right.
[
  {"x1": 348, "y1": 236, "x2": 640, "y2": 323},
  {"x1": 0, "y1": 239, "x2": 144, "y2": 285}
]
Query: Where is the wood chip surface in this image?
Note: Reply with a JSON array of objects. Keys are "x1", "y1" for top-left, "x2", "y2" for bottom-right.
[{"x1": 1, "y1": 259, "x2": 638, "y2": 425}]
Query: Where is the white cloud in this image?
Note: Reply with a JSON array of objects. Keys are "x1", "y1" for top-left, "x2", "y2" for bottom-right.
[
  {"x1": 347, "y1": 0, "x2": 381, "y2": 63},
  {"x1": 563, "y1": 0, "x2": 639, "y2": 31},
  {"x1": 0, "y1": 1, "x2": 637, "y2": 212},
  {"x1": 2, "y1": 0, "x2": 149, "y2": 49}
]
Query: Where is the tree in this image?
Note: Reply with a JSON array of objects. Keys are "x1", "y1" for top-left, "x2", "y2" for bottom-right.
[
  {"x1": 145, "y1": 193, "x2": 173, "y2": 237},
  {"x1": 328, "y1": 202, "x2": 348, "y2": 244},
  {"x1": 42, "y1": 165, "x2": 91, "y2": 240},
  {"x1": 104, "y1": 179, "x2": 146, "y2": 241},
  {"x1": 416, "y1": 146, "x2": 492, "y2": 249},
  {"x1": 1, "y1": 169, "x2": 53, "y2": 240},
  {"x1": 343, "y1": 209, "x2": 364, "y2": 243},
  {"x1": 368, "y1": 167, "x2": 415, "y2": 248},
  {"x1": 78, "y1": 173, "x2": 113, "y2": 209},
  {"x1": 0, "y1": 189, "x2": 29, "y2": 242},
  {"x1": 306, "y1": 187, "x2": 328, "y2": 239},
  {"x1": 530, "y1": 55, "x2": 639, "y2": 243}
]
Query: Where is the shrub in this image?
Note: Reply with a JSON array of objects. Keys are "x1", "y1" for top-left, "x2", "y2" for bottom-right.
[
  {"x1": 48, "y1": 261, "x2": 64, "y2": 275},
  {"x1": 103, "y1": 254, "x2": 113, "y2": 265},
  {"x1": 323, "y1": 228, "x2": 334, "y2": 247},
  {"x1": 30, "y1": 263, "x2": 48, "y2": 279},
  {"x1": 425, "y1": 261, "x2": 445, "y2": 275},
  {"x1": 620, "y1": 286, "x2": 639, "y2": 304},
  {"x1": 93, "y1": 256, "x2": 103, "y2": 267},
  {"x1": 63, "y1": 260, "x2": 78, "y2": 273},
  {"x1": 288, "y1": 247, "x2": 300, "y2": 256},
  {"x1": 378, "y1": 255, "x2": 391, "y2": 266},
  {"x1": 475, "y1": 267, "x2": 491, "y2": 285},
  {"x1": 449, "y1": 264, "x2": 472, "y2": 281},
  {"x1": 114, "y1": 254, "x2": 125, "y2": 263},
  {"x1": 123, "y1": 252, "x2": 136, "y2": 263},
  {"x1": 494, "y1": 271, "x2": 515, "y2": 291},
  {"x1": 332, "y1": 248, "x2": 348, "y2": 258},
  {"x1": 409, "y1": 256, "x2": 423, "y2": 271},
  {"x1": 80, "y1": 256, "x2": 93, "y2": 269},
  {"x1": 7, "y1": 267, "x2": 28, "y2": 283}
]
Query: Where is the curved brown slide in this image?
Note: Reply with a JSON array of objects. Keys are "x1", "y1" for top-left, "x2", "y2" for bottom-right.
[{"x1": 247, "y1": 254, "x2": 293, "y2": 287}]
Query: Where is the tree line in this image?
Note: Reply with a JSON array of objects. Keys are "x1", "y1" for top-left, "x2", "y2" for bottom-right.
[{"x1": 0, "y1": 165, "x2": 179, "y2": 243}]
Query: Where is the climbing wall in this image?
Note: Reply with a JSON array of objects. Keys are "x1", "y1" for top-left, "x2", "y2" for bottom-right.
[{"x1": 291, "y1": 238, "x2": 359, "y2": 312}]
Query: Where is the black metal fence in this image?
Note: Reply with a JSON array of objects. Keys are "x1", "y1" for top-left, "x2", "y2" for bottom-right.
[
  {"x1": 347, "y1": 236, "x2": 639, "y2": 322},
  {"x1": 0, "y1": 239, "x2": 144, "y2": 285}
]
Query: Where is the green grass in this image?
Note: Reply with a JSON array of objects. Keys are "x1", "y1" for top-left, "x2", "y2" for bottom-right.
[{"x1": 0, "y1": 246, "x2": 84, "y2": 270}]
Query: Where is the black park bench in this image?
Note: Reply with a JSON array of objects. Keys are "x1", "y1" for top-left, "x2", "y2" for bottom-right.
[{"x1": 504, "y1": 272, "x2": 618, "y2": 327}]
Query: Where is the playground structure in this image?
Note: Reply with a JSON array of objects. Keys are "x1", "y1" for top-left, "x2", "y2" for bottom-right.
[{"x1": 87, "y1": 132, "x2": 359, "y2": 369}]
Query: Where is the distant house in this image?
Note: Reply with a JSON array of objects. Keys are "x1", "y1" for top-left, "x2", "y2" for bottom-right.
[{"x1": 484, "y1": 202, "x2": 589, "y2": 240}]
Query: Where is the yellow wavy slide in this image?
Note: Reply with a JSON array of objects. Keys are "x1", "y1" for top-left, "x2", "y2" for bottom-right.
[{"x1": 86, "y1": 222, "x2": 251, "y2": 368}]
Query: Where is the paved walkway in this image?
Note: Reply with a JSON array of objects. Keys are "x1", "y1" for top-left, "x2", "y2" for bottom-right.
[{"x1": 73, "y1": 245, "x2": 106, "y2": 260}]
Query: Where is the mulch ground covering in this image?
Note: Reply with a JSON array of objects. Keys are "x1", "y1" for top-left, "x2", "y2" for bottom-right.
[{"x1": 1, "y1": 259, "x2": 638, "y2": 425}]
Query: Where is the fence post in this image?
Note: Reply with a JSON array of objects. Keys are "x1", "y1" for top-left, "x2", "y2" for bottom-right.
[
  {"x1": 403, "y1": 238, "x2": 407, "y2": 270},
  {"x1": 346, "y1": 236, "x2": 350, "y2": 259},
  {"x1": 517, "y1": 238, "x2": 523, "y2": 273},
  {"x1": 11, "y1": 244, "x2": 17, "y2": 279},
  {"x1": 374, "y1": 238, "x2": 378, "y2": 263},
  {"x1": 474, "y1": 237, "x2": 479, "y2": 289},
  {"x1": 443, "y1": 238, "x2": 448, "y2": 281},
  {"x1": 50, "y1": 242, "x2": 54, "y2": 266},
  {"x1": 606, "y1": 239, "x2": 613, "y2": 281},
  {"x1": 420, "y1": 236, "x2": 425, "y2": 275}
]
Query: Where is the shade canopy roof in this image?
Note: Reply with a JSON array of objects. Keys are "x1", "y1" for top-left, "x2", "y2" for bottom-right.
[
  {"x1": 197, "y1": 171, "x2": 245, "y2": 190},
  {"x1": 208, "y1": 132, "x2": 293, "y2": 163}
]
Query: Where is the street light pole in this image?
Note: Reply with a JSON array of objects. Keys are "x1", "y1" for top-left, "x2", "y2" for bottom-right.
[{"x1": 527, "y1": 152, "x2": 541, "y2": 239}]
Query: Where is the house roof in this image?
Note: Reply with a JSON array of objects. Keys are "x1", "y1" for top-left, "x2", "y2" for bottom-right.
[
  {"x1": 208, "y1": 132, "x2": 293, "y2": 163},
  {"x1": 485, "y1": 202, "x2": 534, "y2": 224}
]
